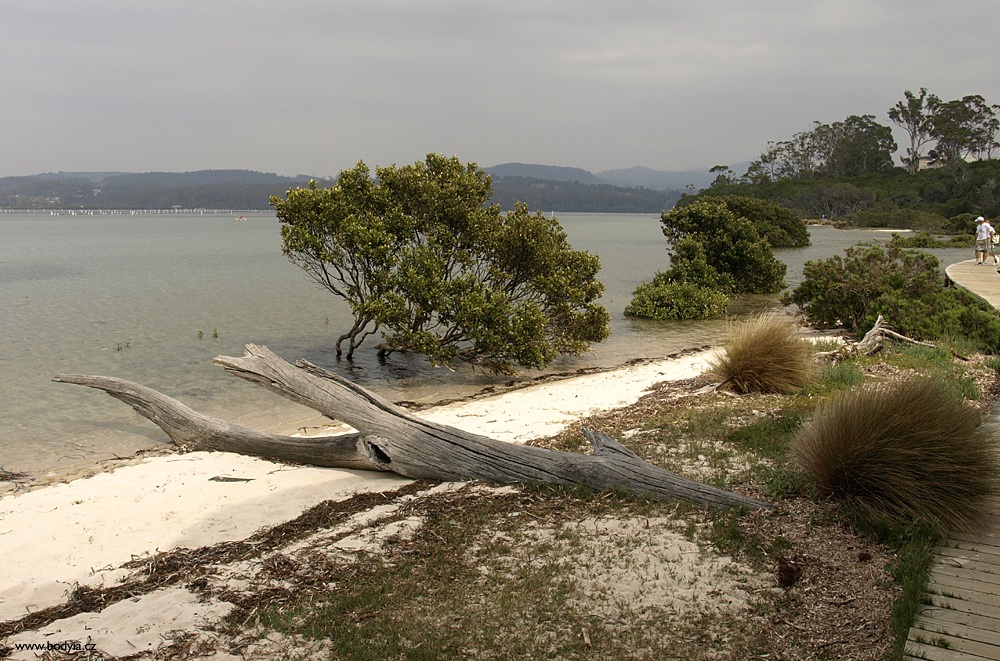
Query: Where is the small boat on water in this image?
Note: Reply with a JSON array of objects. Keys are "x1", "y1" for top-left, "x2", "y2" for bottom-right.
[{"x1": 235, "y1": 215, "x2": 247, "y2": 221}]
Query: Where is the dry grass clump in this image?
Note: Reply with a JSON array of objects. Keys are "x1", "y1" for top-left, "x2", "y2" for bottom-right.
[
  {"x1": 708, "y1": 312, "x2": 817, "y2": 394},
  {"x1": 792, "y1": 376, "x2": 999, "y2": 532}
]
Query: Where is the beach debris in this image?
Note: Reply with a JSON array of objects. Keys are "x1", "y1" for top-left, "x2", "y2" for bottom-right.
[
  {"x1": 54, "y1": 344, "x2": 771, "y2": 511},
  {"x1": 817, "y1": 314, "x2": 937, "y2": 363}
]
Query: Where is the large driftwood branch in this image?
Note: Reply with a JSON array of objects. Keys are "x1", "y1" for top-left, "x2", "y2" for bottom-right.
[
  {"x1": 818, "y1": 314, "x2": 937, "y2": 363},
  {"x1": 855, "y1": 314, "x2": 935, "y2": 354},
  {"x1": 49, "y1": 375, "x2": 379, "y2": 471},
  {"x1": 54, "y1": 344, "x2": 770, "y2": 510}
]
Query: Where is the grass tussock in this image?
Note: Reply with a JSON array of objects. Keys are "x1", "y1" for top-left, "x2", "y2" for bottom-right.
[
  {"x1": 792, "y1": 376, "x2": 998, "y2": 532},
  {"x1": 709, "y1": 312, "x2": 817, "y2": 394}
]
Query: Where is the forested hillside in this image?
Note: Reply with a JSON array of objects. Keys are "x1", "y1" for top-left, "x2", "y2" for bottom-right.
[
  {"x1": 489, "y1": 176, "x2": 682, "y2": 212},
  {"x1": 0, "y1": 168, "x2": 685, "y2": 213},
  {"x1": 0, "y1": 171, "x2": 330, "y2": 211},
  {"x1": 701, "y1": 159, "x2": 1000, "y2": 223}
]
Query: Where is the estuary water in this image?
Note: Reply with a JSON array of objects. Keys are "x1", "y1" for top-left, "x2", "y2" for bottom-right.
[{"x1": 0, "y1": 211, "x2": 972, "y2": 476}]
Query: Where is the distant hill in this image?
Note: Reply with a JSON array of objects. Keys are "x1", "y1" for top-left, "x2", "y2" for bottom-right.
[
  {"x1": 489, "y1": 176, "x2": 681, "y2": 213},
  {"x1": 597, "y1": 163, "x2": 751, "y2": 192},
  {"x1": 484, "y1": 163, "x2": 606, "y2": 185},
  {"x1": 0, "y1": 170, "x2": 332, "y2": 210},
  {"x1": 0, "y1": 165, "x2": 708, "y2": 212},
  {"x1": 483, "y1": 163, "x2": 686, "y2": 211},
  {"x1": 597, "y1": 166, "x2": 710, "y2": 192},
  {"x1": 483, "y1": 161, "x2": 751, "y2": 194},
  {"x1": 98, "y1": 170, "x2": 314, "y2": 188}
]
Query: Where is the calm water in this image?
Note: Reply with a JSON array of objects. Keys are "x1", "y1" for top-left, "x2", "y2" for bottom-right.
[{"x1": 0, "y1": 211, "x2": 972, "y2": 475}]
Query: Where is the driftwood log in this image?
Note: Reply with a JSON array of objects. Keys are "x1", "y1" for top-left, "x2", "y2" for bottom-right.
[
  {"x1": 54, "y1": 344, "x2": 770, "y2": 510},
  {"x1": 818, "y1": 314, "x2": 937, "y2": 363}
]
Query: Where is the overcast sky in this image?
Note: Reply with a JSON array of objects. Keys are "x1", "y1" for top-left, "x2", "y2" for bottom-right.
[{"x1": 5, "y1": 1, "x2": 998, "y2": 179}]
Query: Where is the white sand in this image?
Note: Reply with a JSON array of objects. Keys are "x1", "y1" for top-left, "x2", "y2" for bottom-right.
[{"x1": 0, "y1": 348, "x2": 718, "y2": 657}]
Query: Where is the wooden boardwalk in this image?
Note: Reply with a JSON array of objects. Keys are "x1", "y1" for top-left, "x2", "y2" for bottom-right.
[
  {"x1": 946, "y1": 258, "x2": 1000, "y2": 310},
  {"x1": 903, "y1": 258, "x2": 1000, "y2": 660}
]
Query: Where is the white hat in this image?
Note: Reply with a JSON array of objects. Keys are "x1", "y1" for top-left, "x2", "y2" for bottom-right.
[{"x1": 977, "y1": 216, "x2": 985, "y2": 222}]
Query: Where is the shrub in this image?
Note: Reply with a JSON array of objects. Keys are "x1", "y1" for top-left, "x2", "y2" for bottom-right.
[
  {"x1": 708, "y1": 313, "x2": 817, "y2": 394},
  {"x1": 887, "y1": 232, "x2": 970, "y2": 249},
  {"x1": 663, "y1": 236, "x2": 736, "y2": 293},
  {"x1": 659, "y1": 198, "x2": 787, "y2": 295},
  {"x1": 624, "y1": 276, "x2": 729, "y2": 320},
  {"x1": 783, "y1": 243, "x2": 942, "y2": 333},
  {"x1": 869, "y1": 288, "x2": 1000, "y2": 354},
  {"x1": 791, "y1": 376, "x2": 998, "y2": 532},
  {"x1": 783, "y1": 242, "x2": 1000, "y2": 353},
  {"x1": 711, "y1": 195, "x2": 811, "y2": 247}
]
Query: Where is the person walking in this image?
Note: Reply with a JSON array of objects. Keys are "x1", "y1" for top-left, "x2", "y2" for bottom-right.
[
  {"x1": 974, "y1": 216, "x2": 994, "y2": 265},
  {"x1": 992, "y1": 224, "x2": 1000, "y2": 266}
]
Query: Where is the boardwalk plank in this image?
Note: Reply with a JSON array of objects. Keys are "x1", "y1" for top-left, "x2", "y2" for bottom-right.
[
  {"x1": 913, "y1": 613, "x2": 1000, "y2": 646},
  {"x1": 915, "y1": 607, "x2": 1000, "y2": 643},
  {"x1": 930, "y1": 565, "x2": 1000, "y2": 587},
  {"x1": 905, "y1": 638, "x2": 997, "y2": 660},
  {"x1": 933, "y1": 556, "x2": 1000, "y2": 575},
  {"x1": 904, "y1": 629, "x2": 1000, "y2": 659},
  {"x1": 937, "y1": 546, "x2": 1000, "y2": 567},
  {"x1": 946, "y1": 539, "x2": 1000, "y2": 556},
  {"x1": 903, "y1": 261, "x2": 1000, "y2": 661},
  {"x1": 928, "y1": 576, "x2": 1000, "y2": 601},
  {"x1": 951, "y1": 531, "x2": 1000, "y2": 546},
  {"x1": 925, "y1": 592, "x2": 1000, "y2": 620}
]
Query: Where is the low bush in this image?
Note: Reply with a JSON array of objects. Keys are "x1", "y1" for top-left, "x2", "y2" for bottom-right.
[
  {"x1": 708, "y1": 313, "x2": 817, "y2": 394},
  {"x1": 710, "y1": 194, "x2": 811, "y2": 247},
  {"x1": 784, "y1": 242, "x2": 1000, "y2": 353},
  {"x1": 791, "y1": 376, "x2": 998, "y2": 532},
  {"x1": 886, "y1": 232, "x2": 968, "y2": 249},
  {"x1": 659, "y1": 198, "x2": 788, "y2": 295},
  {"x1": 624, "y1": 277, "x2": 729, "y2": 320}
]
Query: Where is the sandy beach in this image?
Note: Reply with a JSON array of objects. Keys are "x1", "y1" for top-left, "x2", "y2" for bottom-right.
[{"x1": 0, "y1": 348, "x2": 727, "y2": 658}]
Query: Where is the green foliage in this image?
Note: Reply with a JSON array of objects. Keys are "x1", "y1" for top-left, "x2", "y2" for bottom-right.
[
  {"x1": 701, "y1": 159, "x2": 1000, "y2": 222},
  {"x1": 624, "y1": 273, "x2": 729, "y2": 320},
  {"x1": 744, "y1": 115, "x2": 896, "y2": 183},
  {"x1": 660, "y1": 236, "x2": 736, "y2": 292},
  {"x1": 708, "y1": 195, "x2": 811, "y2": 247},
  {"x1": 948, "y1": 211, "x2": 982, "y2": 235},
  {"x1": 804, "y1": 361, "x2": 864, "y2": 396},
  {"x1": 659, "y1": 198, "x2": 788, "y2": 294},
  {"x1": 791, "y1": 376, "x2": 999, "y2": 532},
  {"x1": 725, "y1": 411, "x2": 804, "y2": 461},
  {"x1": 627, "y1": 197, "x2": 797, "y2": 320},
  {"x1": 783, "y1": 242, "x2": 1000, "y2": 352},
  {"x1": 884, "y1": 231, "x2": 966, "y2": 249},
  {"x1": 708, "y1": 313, "x2": 818, "y2": 394},
  {"x1": 888, "y1": 88, "x2": 936, "y2": 174},
  {"x1": 888, "y1": 522, "x2": 941, "y2": 658},
  {"x1": 272, "y1": 154, "x2": 610, "y2": 373},
  {"x1": 757, "y1": 465, "x2": 810, "y2": 500},
  {"x1": 729, "y1": 91, "x2": 999, "y2": 221},
  {"x1": 928, "y1": 94, "x2": 999, "y2": 162}
]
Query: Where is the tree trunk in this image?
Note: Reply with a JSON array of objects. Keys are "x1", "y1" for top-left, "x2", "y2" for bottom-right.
[{"x1": 54, "y1": 344, "x2": 771, "y2": 511}]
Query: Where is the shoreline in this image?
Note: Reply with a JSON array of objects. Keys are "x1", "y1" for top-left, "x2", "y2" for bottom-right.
[
  {"x1": 1, "y1": 346, "x2": 717, "y2": 493},
  {"x1": 0, "y1": 346, "x2": 720, "y2": 650}
]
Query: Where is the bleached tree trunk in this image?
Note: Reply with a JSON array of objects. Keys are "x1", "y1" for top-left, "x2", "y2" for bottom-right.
[{"x1": 54, "y1": 344, "x2": 771, "y2": 510}]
